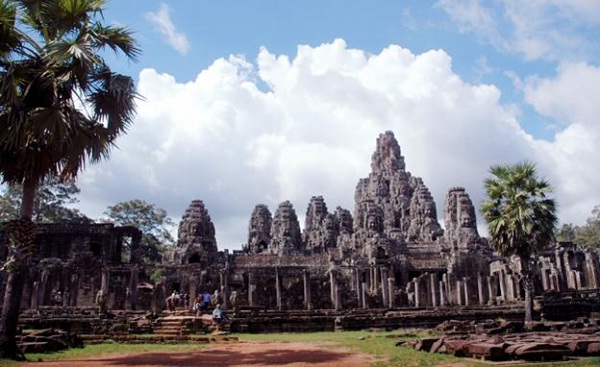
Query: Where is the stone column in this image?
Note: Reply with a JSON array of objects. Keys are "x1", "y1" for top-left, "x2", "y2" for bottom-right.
[
  {"x1": 456, "y1": 280, "x2": 463, "y2": 306},
  {"x1": 303, "y1": 270, "x2": 312, "y2": 310},
  {"x1": 498, "y1": 271, "x2": 506, "y2": 302},
  {"x1": 430, "y1": 273, "x2": 438, "y2": 307},
  {"x1": 414, "y1": 279, "x2": 422, "y2": 307},
  {"x1": 101, "y1": 268, "x2": 110, "y2": 295},
  {"x1": 439, "y1": 280, "x2": 447, "y2": 307},
  {"x1": 129, "y1": 266, "x2": 139, "y2": 310},
  {"x1": 31, "y1": 281, "x2": 40, "y2": 310},
  {"x1": 220, "y1": 271, "x2": 228, "y2": 309},
  {"x1": 463, "y1": 278, "x2": 470, "y2": 306},
  {"x1": 248, "y1": 272, "x2": 255, "y2": 307},
  {"x1": 275, "y1": 268, "x2": 282, "y2": 310},
  {"x1": 387, "y1": 277, "x2": 395, "y2": 308},
  {"x1": 477, "y1": 273, "x2": 486, "y2": 305},
  {"x1": 361, "y1": 281, "x2": 368, "y2": 308},
  {"x1": 541, "y1": 268, "x2": 551, "y2": 291},
  {"x1": 329, "y1": 269, "x2": 339, "y2": 310},
  {"x1": 487, "y1": 275, "x2": 497, "y2": 305},
  {"x1": 574, "y1": 270, "x2": 582, "y2": 290},
  {"x1": 380, "y1": 268, "x2": 389, "y2": 308},
  {"x1": 585, "y1": 252, "x2": 599, "y2": 288},
  {"x1": 356, "y1": 271, "x2": 363, "y2": 306}
]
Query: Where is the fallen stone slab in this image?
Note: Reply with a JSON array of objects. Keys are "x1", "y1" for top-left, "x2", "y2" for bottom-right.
[
  {"x1": 511, "y1": 342, "x2": 571, "y2": 361},
  {"x1": 468, "y1": 342, "x2": 508, "y2": 361}
]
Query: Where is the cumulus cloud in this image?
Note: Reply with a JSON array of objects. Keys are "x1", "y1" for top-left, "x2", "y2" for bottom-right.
[
  {"x1": 145, "y1": 3, "x2": 190, "y2": 55},
  {"x1": 78, "y1": 39, "x2": 599, "y2": 249},
  {"x1": 437, "y1": 0, "x2": 600, "y2": 61}
]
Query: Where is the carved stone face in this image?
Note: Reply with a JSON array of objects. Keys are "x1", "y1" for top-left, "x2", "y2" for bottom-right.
[{"x1": 367, "y1": 212, "x2": 382, "y2": 233}]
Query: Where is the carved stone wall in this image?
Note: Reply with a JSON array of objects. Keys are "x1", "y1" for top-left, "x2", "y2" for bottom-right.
[
  {"x1": 246, "y1": 204, "x2": 272, "y2": 254},
  {"x1": 175, "y1": 200, "x2": 218, "y2": 264},
  {"x1": 269, "y1": 201, "x2": 303, "y2": 255},
  {"x1": 444, "y1": 187, "x2": 481, "y2": 251}
]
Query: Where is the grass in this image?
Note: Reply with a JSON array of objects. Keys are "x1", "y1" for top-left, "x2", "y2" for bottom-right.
[{"x1": 1, "y1": 331, "x2": 600, "y2": 367}]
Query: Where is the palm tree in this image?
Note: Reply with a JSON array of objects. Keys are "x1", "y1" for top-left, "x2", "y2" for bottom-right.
[
  {"x1": 480, "y1": 161, "x2": 557, "y2": 323},
  {"x1": 0, "y1": 0, "x2": 139, "y2": 358}
]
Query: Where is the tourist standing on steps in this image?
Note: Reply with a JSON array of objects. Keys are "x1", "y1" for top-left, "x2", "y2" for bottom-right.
[
  {"x1": 201, "y1": 290, "x2": 211, "y2": 312},
  {"x1": 212, "y1": 304, "x2": 227, "y2": 332}
]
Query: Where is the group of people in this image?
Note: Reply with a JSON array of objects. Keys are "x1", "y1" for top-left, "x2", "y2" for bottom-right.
[
  {"x1": 165, "y1": 290, "x2": 191, "y2": 311},
  {"x1": 165, "y1": 289, "x2": 230, "y2": 331}
]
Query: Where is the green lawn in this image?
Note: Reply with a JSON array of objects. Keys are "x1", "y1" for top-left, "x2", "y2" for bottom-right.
[{"x1": 1, "y1": 331, "x2": 599, "y2": 367}]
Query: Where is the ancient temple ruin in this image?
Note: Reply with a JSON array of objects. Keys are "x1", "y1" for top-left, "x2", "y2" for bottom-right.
[{"x1": 2, "y1": 131, "x2": 600, "y2": 318}]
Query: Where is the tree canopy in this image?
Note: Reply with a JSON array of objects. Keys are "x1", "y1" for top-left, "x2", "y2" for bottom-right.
[
  {"x1": 0, "y1": 0, "x2": 139, "y2": 358},
  {"x1": 480, "y1": 161, "x2": 558, "y2": 322},
  {"x1": 557, "y1": 205, "x2": 600, "y2": 248},
  {"x1": 0, "y1": 177, "x2": 91, "y2": 223},
  {"x1": 103, "y1": 199, "x2": 175, "y2": 263}
]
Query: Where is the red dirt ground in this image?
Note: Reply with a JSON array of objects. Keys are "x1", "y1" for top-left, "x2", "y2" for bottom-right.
[{"x1": 21, "y1": 341, "x2": 380, "y2": 367}]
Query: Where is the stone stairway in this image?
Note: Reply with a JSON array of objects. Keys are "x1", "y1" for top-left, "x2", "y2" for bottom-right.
[{"x1": 153, "y1": 316, "x2": 197, "y2": 336}]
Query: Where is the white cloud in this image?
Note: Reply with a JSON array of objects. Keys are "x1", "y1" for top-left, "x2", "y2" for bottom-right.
[
  {"x1": 145, "y1": 3, "x2": 190, "y2": 55},
  {"x1": 78, "y1": 40, "x2": 599, "y2": 250},
  {"x1": 437, "y1": 0, "x2": 600, "y2": 61}
]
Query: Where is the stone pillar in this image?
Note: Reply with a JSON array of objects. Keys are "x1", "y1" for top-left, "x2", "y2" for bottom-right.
[
  {"x1": 303, "y1": 270, "x2": 312, "y2": 310},
  {"x1": 551, "y1": 273, "x2": 560, "y2": 292},
  {"x1": 220, "y1": 271, "x2": 228, "y2": 309},
  {"x1": 456, "y1": 280, "x2": 463, "y2": 306},
  {"x1": 487, "y1": 275, "x2": 497, "y2": 305},
  {"x1": 439, "y1": 280, "x2": 447, "y2": 307},
  {"x1": 356, "y1": 271, "x2": 363, "y2": 306},
  {"x1": 275, "y1": 268, "x2": 282, "y2": 311},
  {"x1": 574, "y1": 271, "x2": 582, "y2": 290},
  {"x1": 477, "y1": 273, "x2": 486, "y2": 305},
  {"x1": 330, "y1": 269, "x2": 340, "y2": 310},
  {"x1": 387, "y1": 277, "x2": 395, "y2": 308},
  {"x1": 373, "y1": 266, "x2": 379, "y2": 291},
  {"x1": 498, "y1": 271, "x2": 506, "y2": 302},
  {"x1": 414, "y1": 279, "x2": 422, "y2": 307},
  {"x1": 128, "y1": 267, "x2": 137, "y2": 310},
  {"x1": 248, "y1": 272, "x2": 255, "y2": 307},
  {"x1": 101, "y1": 268, "x2": 110, "y2": 294},
  {"x1": 31, "y1": 281, "x2": 40, "y2": 310},
  {"x1": 361, "y1": 281, "x2": 368, "y2": 309},
  {"x1": 505, "y1": 274, "x2": 515, "y2": 302},
  {"x1": 380, "y1": 268, "x2": 389, "y2": 308},
  {"x1": 430, "y1": 273, "x2": 438, "y2": 307},
  {"x1": 585, "y1": 252, "x2": 599, "y2": 288},
  {"x1": 463, "y1": 278, "x2": 470, "y2": 306},
  {"x1": 541, "y1": 268, "x2": 551, "y2": 291}
]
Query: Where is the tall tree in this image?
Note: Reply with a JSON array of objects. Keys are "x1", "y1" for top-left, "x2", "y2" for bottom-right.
[
  {"x1": 0, "y1": 0, "x2": 139, "y2": 358},
  {"x1": 0, "y1": 177, "x2": 91, "y2": 223},
  {"x1": 480, "y1": 161, "x2": 558, "y2": 323},
  {"x1": 575, "y1": 205, "x2": 600, "y2": 248},
  {"x1": 103, "y1": 199, "x2": 175, "y2": 263}
]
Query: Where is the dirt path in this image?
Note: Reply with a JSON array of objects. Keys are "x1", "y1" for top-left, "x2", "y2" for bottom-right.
[{"x1": 21, "y1": 341, "x2": 380, "y2": 367}]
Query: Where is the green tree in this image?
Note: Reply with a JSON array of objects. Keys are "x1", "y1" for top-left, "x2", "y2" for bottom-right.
[
  {"x1": 556, "y1": 223, "x2": 577, "y2": 242},
  {"x1": 0, "y1": 0, "x2": 139, "y2": 358},
  {"x1": 480, "y1": 161, "x2": 558, "y2": 323},
  {"x1": 575, "y1": 205, "x2": 600, "y2": 248},
  {"x1": 103, "y1": 199, "x2": 175, "y2": 263},
  {"x1": 0, "y1": 176, "x2": 91, "y2": 223}
]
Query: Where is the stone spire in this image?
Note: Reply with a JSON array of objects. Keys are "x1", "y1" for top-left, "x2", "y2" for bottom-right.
[
  {"x1": 269, "y1": 201, "x2": 303, "y2": 255},
  {"x1": 353, "y1": 131, "x2": 442, "y2": 249},
  {"x1": 407, "y1": 180, "x2": 444, "y2": 242},
  {"x1": 443, "y1": 187, "x2": 482, "y2": 251},
  {"x1": 176, "y1": 200, "x2": 217, "y2": 264},
  {"x1": 246, "y1": 204, "x2": 272, "y2": 254},
  {"x1": 302, "y1": 196, "x2": 338, "y2": 253}
]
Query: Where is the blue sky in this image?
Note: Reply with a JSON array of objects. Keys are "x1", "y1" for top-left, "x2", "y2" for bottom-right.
[{"x1": 74, "y1": 0, "x2": 600, "y2": 249}]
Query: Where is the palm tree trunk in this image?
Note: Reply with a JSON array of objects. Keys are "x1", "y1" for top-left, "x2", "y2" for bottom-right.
[
  {"x1": 0, "y1": 179, "x2": 37, "y2": 359},
  {"x1": 520, "y1": 255, "x2": 534, "y2": 323}
]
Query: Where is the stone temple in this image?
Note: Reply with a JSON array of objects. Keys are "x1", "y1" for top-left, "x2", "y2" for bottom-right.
[{"x1": 1, "y1": 131, "x2": 600, "y2": 319}]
